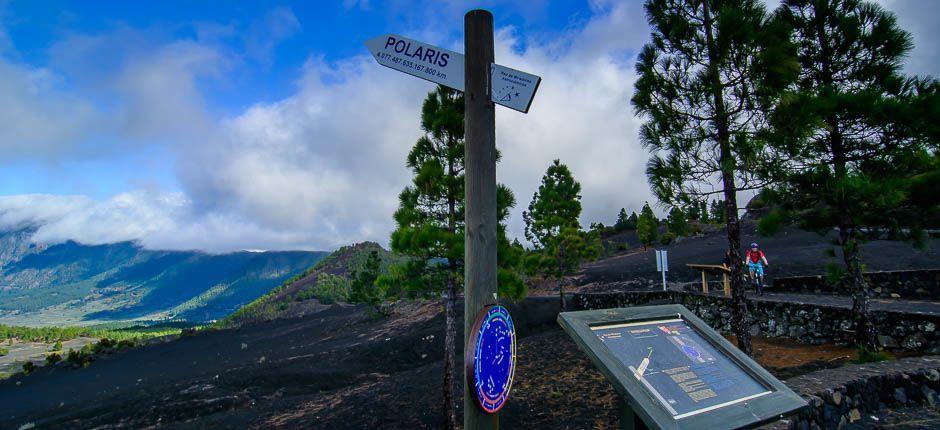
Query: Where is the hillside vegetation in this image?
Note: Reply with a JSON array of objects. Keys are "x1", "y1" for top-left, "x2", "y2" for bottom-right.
[
  {"x1": 0, "y1": 227, "x2": 328, "y2": 326},
  {"x1": 221, "y1": 242, "x2": 399, "y2": 327}
]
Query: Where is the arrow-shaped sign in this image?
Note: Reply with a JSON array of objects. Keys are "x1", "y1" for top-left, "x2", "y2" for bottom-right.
[
  {"x1": 365, "y1": 34, "x2": 465, "y2": 91},
  {"x1": 366, "y1": 34, "x2": 541, "y2": 113}
]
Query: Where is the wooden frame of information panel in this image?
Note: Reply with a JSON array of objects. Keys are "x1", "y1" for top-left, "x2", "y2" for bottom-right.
[{"x1": 558, "y1": 305, "x2": 806, "y2": 430}]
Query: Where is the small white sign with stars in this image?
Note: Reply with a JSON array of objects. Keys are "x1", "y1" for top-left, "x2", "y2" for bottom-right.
[{"x1": 490, "y1": 63, "x2": 541, "y2": 113}]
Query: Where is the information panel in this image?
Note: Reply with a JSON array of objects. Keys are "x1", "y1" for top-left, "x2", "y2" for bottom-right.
[
  {"x1": 558, "y1": 305, "x2": 807, "y2": 430},
  {"x1": 593, "y1": 318, "x2": 769, "y2": 419}
]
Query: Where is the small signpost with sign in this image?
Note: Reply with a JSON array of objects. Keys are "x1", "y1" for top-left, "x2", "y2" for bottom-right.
[
  {"x1": 655, "y1": 250, "x2": 668, "y2": 291},
  {"x1": 558, "y1": 305, "x2": 806, "y2": 430},
  {"x1": 366, "y1": 9, "x2": 539, "y2": 430}
]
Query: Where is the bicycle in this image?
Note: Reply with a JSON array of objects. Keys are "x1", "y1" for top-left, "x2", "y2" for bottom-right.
[{"x1": 746, "y1": 265, "x2": 764, "y2": 296}]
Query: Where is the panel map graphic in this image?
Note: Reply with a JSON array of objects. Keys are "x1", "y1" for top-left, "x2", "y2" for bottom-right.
[{"x1": 593, "y1": 318, "x2": 770, "y2": 419}]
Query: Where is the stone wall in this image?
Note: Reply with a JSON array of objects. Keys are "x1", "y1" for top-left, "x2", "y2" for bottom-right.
[
  {"x1": 571, "y1": 291, "x2": 940, "y2": 353},
  {"x1": 763, "y1": 356, "x2": 940, "y2": 429},
  {"x1": 773, "y1": 269, "x2": 940, "y2": 300}
]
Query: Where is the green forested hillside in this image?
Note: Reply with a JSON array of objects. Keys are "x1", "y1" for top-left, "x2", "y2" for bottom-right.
[
  {"x1": 222, "y1": 242, "x2": 397, "y2": 327},
  {"x1": 0, "y1": 228, "x2": 328, "y2": 326}
]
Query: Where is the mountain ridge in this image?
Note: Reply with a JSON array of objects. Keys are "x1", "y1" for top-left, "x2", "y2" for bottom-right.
[{"x1": 0, "y1": 228, "x2": 329, "y2": 326}]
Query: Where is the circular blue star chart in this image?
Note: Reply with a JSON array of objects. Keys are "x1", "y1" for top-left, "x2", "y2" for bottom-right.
[{"x1": 466, "y1": 304, "x2": 516, "y2": 414}]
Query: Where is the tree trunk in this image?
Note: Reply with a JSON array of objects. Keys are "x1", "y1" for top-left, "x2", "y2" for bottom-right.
[
  {"x1": 840, "y1": 222, "x2": 877, "y2": 350},
  {"x1": 442, "y1": 277, "x2": 458, "y2": 430},
  {"x1": 702, "y1": 0, "x2": 751, "y2": 355}
]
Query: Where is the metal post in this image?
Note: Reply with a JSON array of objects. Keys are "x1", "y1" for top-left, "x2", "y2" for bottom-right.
[
  {"x1": 618, "y1": 397, "x2": 650, "y2": 430},
  {"x1": 662, "y1": 266, "x2": 667, "y2": 292},
  {"x1": 464, "y1": 9, "x2": 498, "y2": 430}
]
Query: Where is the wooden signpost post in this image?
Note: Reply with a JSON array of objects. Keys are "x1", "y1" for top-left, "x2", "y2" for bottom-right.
[{"x1": 367, "y1": 8, "x2": 540, "y2": 430}]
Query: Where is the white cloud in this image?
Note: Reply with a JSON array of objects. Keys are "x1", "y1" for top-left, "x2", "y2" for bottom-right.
[
  {"x1": 0, "y1": 60, "x2": 106, "y2": 161},
  {"x1": 0, "y1": 1, "x2": 935, "y2": 252}
]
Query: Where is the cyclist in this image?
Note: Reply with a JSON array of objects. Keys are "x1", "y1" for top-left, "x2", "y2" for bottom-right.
[{"x1": 745, "y1": 242, "x2": 769, "y2": 295}]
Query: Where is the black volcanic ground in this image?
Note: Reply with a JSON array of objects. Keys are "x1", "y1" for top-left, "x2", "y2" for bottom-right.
[{"x1": 2, "y1": 223, "x2": 939, "y2": 429}]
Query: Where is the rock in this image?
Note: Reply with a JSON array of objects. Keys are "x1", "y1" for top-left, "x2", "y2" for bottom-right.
[
  {"x1": 926, "y1": 369, "x2": 940, "y2": 382},
  {"x1": 848, "y1": 408, "x2": 861, "y2": 422},
  {"x1": 877, "y1": 335, "x2": 899, "y2": 349},
  {"x1": 922, "y1": 386, "x2": 939, "y2": 407},
  {"x1": 901, "y1": 333, "x2": 926, "y2": 350},
  {"x1": 893, "y1": 387, "x2": 908, "y2": 405},
  {"x1": 890, "y1": 293, "x2": 901, "y2": 299},
  {"x1": 920, "y1": 322, "x2": 935, "y2": 333},
  {"x1": 789, "y1": 325, "x2": 807, "y2": 339},
  {"x1": 748, "y1": 324, "x2": 760, "y2": 337},
  {"x1": 241, "y1": 343, "x2": 248, "y2": 350},
  {"x1": 831, "y1": 390, "x2": 842, "y2": 406}
]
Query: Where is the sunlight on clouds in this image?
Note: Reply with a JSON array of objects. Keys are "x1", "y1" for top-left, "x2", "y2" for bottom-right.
[
  {"x1": 0, "y1": 3, "x2": 655, "y2": 251},
  {"x1": 2, "y1": 1, "x2": 934, "y2": 252}
]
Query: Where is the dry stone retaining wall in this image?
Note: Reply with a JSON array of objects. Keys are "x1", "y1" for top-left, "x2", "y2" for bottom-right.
[
  {"x1": 571, "y1": 291, "x2": 940, "y2": 353},
  {"x1": 766, "y1": 356, "x2": 940, "y2": 429},
  {"x1": 773, "y1": 269, "x2": 940, "y2": 300}
]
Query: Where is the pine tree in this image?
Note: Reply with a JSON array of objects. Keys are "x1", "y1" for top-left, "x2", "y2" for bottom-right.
[
  {"x1": 667, "y1": 206, "x2": 690, "y2": 237},
  {"x1": 382, "y1": 86, "x2": 521, "y2": 429},
  {"x1": 766, "y1": 0, "x2": 932, "y2": 349},
  {"x1": 686, "y1": 201, "x2": 701, "y2": 222},
  {"x1": 637, "y1": 202, "x2": 658, "y2": 249},
  {"x1": 348, "y1": 250, "x2": 383, "y2": 311},
  {"x1": 523, "y1": 159, "x2": 596, "y2": 309},
  {"x1": 632, "y1": 0, "x2": 794, "y2": 354},
  {"x1": 615, "y1": 208, "x2": 630, "y2": 231},
  {"x1": 709, "y1": 200, "x2": 726, "y2": 224}
]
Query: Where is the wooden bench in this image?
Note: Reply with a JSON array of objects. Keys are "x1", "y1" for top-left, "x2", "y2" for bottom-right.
[{"x1": 686, "y1": 264, "x2": 731, "y2": 296}]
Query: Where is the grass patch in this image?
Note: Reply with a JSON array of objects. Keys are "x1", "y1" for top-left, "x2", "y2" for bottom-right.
[{"x1": 854, "y1": 346, "x2": 892, "y2": 364}]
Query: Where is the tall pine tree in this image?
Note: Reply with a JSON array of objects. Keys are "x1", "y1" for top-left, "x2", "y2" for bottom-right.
[
  {"x1": 767, "y1": 0, "x2": 931, "y2": 349},
  {"x1": 523, "y1": 160, "x2": 599, "y2": 309},
  {"x1": 637, "y1": 202, "x2": 659, "y2": 249},
  {"x1": 383, "y1": 86, "x2": 522, "y2": 429},
  {"x1": 632, "y1": 0, "x2": 795, "y2": 354}
]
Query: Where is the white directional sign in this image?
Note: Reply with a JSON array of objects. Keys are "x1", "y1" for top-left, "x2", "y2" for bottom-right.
[
  {"x1": 490, "y1": 63, "x2": 541, "y2": 113},
  {"x1": 366, "y1": 33, "x2": 541, "y2": 113},
  {"x1": 365, "y1": 34, "x2": 465, "y2": 91}
]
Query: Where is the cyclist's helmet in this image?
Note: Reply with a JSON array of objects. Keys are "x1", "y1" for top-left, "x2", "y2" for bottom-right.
[{"x1": 750, "y1": 242, "x2": 759, "y2": 248}]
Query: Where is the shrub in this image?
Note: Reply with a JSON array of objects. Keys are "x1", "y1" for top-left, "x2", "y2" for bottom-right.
[
  {"x1": 313, "y1": 273, "x2": 350, "y2": 304},
  {"x1": 0, "y1": 347, "x2": 7, "y2": 357},
  {"x1": 65, "y1": 349, "x2": 94, "y2": 367},
  {"x1": 825, "y1": 263, "x2": 846, "y2": 287},
  {"x1": 757, "y1": 209, "x2": 786, "y2": 236},
  {"x1": 660, "y1": 232, "x2": 676, "y2": 245},
  {"x1": 22, "y1": 361, "x2": 36, "y2": 374},
  {"x1": 51, "y1": 341, "x2": 62, "y2": 352},
  {"x1": 45, "y1": 353, "x2": 61, "y2": 366}
]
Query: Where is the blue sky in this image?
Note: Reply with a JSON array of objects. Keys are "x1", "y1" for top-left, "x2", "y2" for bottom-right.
[{"x1": 0, "y1": 1, "x2": 936, "y2": 252}]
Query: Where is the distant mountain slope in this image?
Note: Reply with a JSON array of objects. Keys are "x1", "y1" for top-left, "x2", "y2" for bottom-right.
[
  {"x1": 223, "y1": 241, "x2": 396, "y2": 327},
  {"x1": 0, "y1": 228, "x2": 328, "y2": 326}
]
